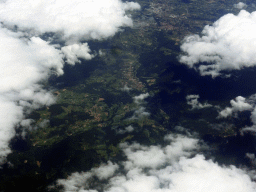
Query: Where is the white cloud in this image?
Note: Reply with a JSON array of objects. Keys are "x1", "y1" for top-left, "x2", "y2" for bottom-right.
[
  {"x1": 125, "y1": 125, "x2": 134, "y2": 132},
  {"x1": 218, "y1": 96, "x2": 253, "y2": 118},
  {"x1": 0, "y1": 0, "x2": 140, "y2": 42},
  {"x1": 164, "y1": 134, "x2": 199, "y2": 162},
  {"x1": 131, "y1": 107, "x2": 150, "y2": 119},
  {"x1": 241, "y1": 107, "x2": 256, "y2": 133},
  {"x1": 246, "y1": 153, "x2": 256, "y2": 166},
  {"x1": 129, "y1": 93, "x2": 150, "y2": 119},
  {"x1": 20, "y1": 119, "x2": 34, "y2": 128},
  {"x1": 227, "y1": 96, "x2": 252, "y2": 111},
  {"x1": 121, "y1": 134, "x2": 199, "y2": 170},
  {"x1": 133, "y1": 93, "x2": 150, "y2": 104},
  {"x1": 57, "y1": 171, "x2": 93, "y2": 192},
  {"x1": 0, "y1": 34, "x2": 64, "y2": 93},
  {"x1": 121, "y1": 85, "x2": 132, "y2": 92},
  {"x1": 93, "y1": 161, "x2": 119, "y2": 180},
  {"x1": 0, "y1": 97, "x2": 23, "y2": 163},
  {"x1": 55, "y1": 133, "x2": 256, "y2": 192},
  {"x1": 234, "y1": 2, "x2": 247, "y2": 9},
  {"x1": 117, "y1": 125, "x2": 134, "y2": 134},
  {"x1": 241, "y1": 126, "x2": 256, "y2": 134},
  {"x1": 57, "y1": 161, "x2": 119, "y2": 191},
  {"x1": 238, "y1": 94, "x2": 256, "y2": 133},
  {"x1": 179, "y1": 10, "x2": 256, "y2": 77},
  {"x1": 186, "y1": 94, "x2": 212, "y2": 110},
  {"x1": 121, "y1": 143, "x2": 167, "y2": 169},
  {"x1": 149, "y1": 155, "x2": 255, "y2": 192},
  {"x1": 37, "y1": 119, "x2": 50, "y2": 129},
  {"x1": 61, "y1": 43, "x2": 94, "y2": 65}
]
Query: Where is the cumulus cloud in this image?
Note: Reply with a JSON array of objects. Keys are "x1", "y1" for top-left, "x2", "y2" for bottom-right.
[
  {"x1": 121, "y1": 143, "x2": 167, "y2": 169},
  {"x1": 179, "y1": 10, "x2": 256, "y2": 77},
  {"x1": 241, "y1": 108, "x2": 256, "y2": 133},
  {"x1": 0, "y1": 0, "x2": 140, "y2": 42},
  {"x1": 55, "y1": 133, "x2": 256, "y2": 192},
  {"x1": 0, "y1": 35, "x2": 64, "y2": 93},
  {"x1": 121, "y1": 85, "x2": 132, "y2": 92},
  {"x1": 149, "y1": 155, "x2": 255, "y2": 192},
  {"x1": 218, "y1": 96, "x2": 253, "y2": 118},
  {"x1": 37, "y1": 119, "x2": 50, "y2": 129},
  {"x1": 61, "y1": 43, "x2": 94, "y2": 65},
  {"x1": 117, "y1": 125, "x2": 134, "y2": 134},
  {"x1": 186, "y1": 94, "x2": 212, "y2": 110},
  {"x1": 56, "y1": 161, "x2": 119, "y2": 192},
  {"x1": 234, "y1": 2, "x2": 247, "y2": 9},
  {"x1": 238, "y1": 94, "x2": 256, "y2": 133},
  {"x1": 121, "y1": 134, "x2": 199, "y2": 170}
]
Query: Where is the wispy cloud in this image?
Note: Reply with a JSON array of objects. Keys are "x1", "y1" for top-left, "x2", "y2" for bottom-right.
[
  {"x1": 130, "y1": 93, "x2": 150, "y2": 119},
  {"x1": 186, "y1": 94, "x2": 212, "y2": 110}
]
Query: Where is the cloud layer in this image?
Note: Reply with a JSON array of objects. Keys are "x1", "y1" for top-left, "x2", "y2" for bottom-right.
[
  {"x1": 56, "y1": 133, "x2": 256, "y2": 192},
  {"x1": 179, "y1": 10, "x2": 256, "y2": 77},
  {"x1": 0, "y1": 0, "x2": 140, "y2": 42}
]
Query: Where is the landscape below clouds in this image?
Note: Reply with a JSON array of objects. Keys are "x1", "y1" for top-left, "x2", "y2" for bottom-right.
[
  {"x1": 1, "y1": 1, "x2": 256, "y2": 191},
  {"x1": 0, "y1": 0, "x2": 140, "y2": 162}
]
